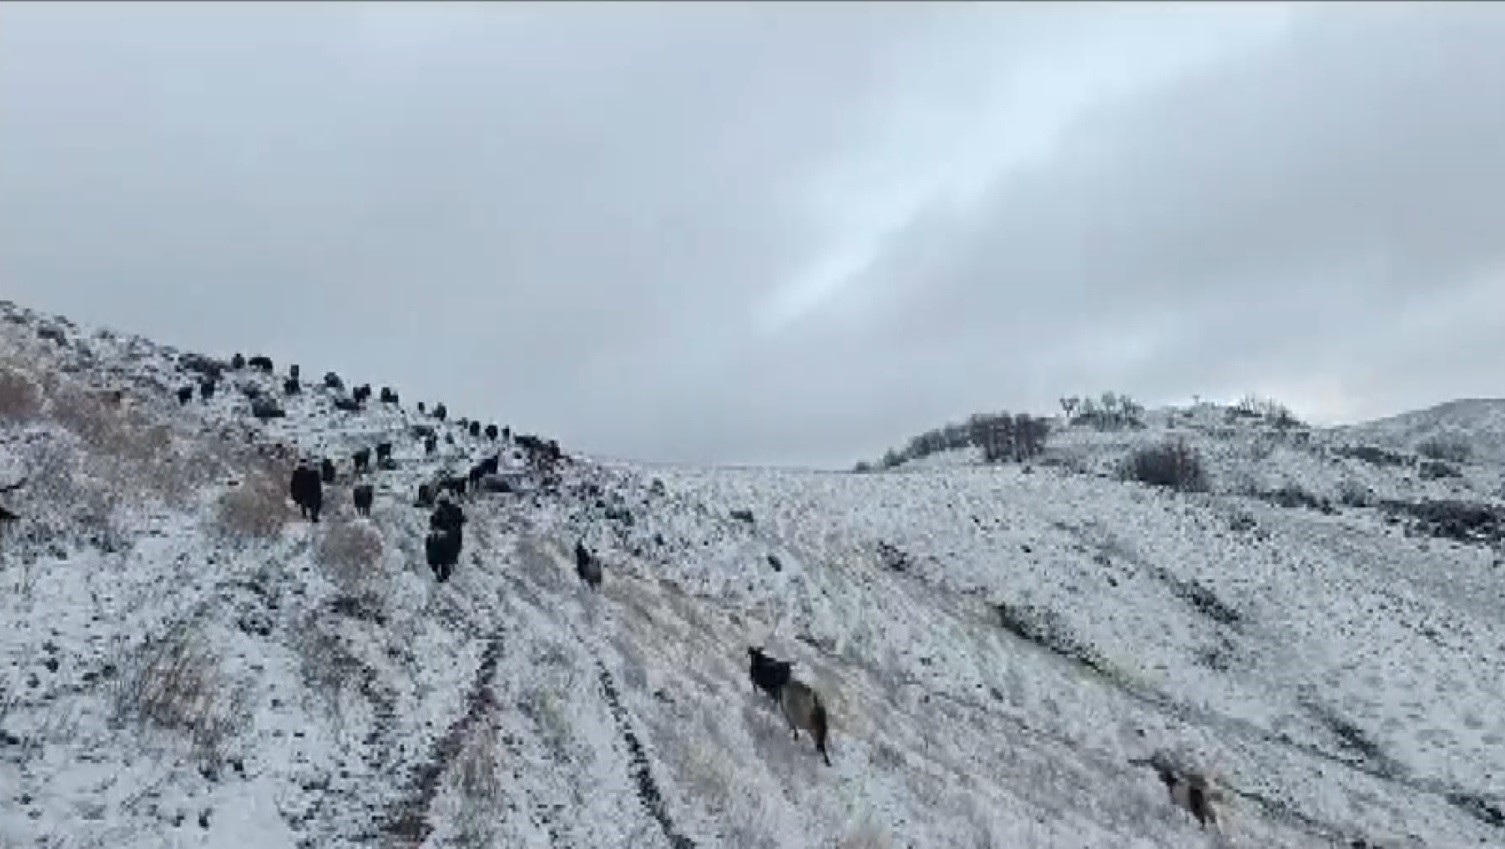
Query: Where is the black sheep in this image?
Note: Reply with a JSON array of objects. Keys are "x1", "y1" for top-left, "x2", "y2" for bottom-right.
[
  {"x1": 248, "y1": 355, "x2": 274, "y2": 373},
  {"x1": 485, "y1": 424, "x2": 499, "y2": 441},
  {"x1": 199, "y1": 380, "x2": 216, "y2": 401},
  {"x1": 177, "y1": 386, "x2": 194, "y2": 404},
  {"x1": 468, "y1": 421, "x2": 481, "y2": 438},
  {"x1": 283, "y1": 378, "x2": 300, "y2": 395},
  {"x1": 433, "y1": 403, "x2": 447, "y2": 422},
  {"x1": 320, "y1": 458, "x2": 336, "y2": 484},
  {"x1": 424, "y1": 436, "x2": 437, "y2": 455},
  {"x1": 375, "y1": 442, "x2": 393, "y2": 462},
  {"x1": 415, "y1": 483, "x2": 435, "y2": 508},
  {"x1": 324, "y1": 372, "x2": 343, "y2": 390},
  {"x1": 352, "y1": 448, "x2": 371, "y2": 474}
]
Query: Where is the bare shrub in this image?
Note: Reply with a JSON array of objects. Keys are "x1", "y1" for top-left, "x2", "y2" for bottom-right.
[
  {"x1": 114, "y1": 629, "x2": 242, "y2": 769},
  {"x1": 1123, "y1": 440, "x2": 1209, "y2": 492},
  {"x1": 1418, "y1": 459, "x2": 1462, "y2": 481},
  {"x1": 1338, "y1": 478, "x2": 1374, "y2": 508},
  {"x1": 213, "y1": 470, "x2": 288, "y2": 541},
  {"x1": 1418, "y1": 436, "x2": 1471, "y2": 464},
  {"x1": 316, "y1": 519, "x2": 383, "y2": 589},
  {"x1": 452, "y1": 708, "x2": 502, "y2": 800},
  {"x1": 0, "y1": 365, "x2": 40, "y2": 421},
  {"x1": 838, "y1": 823, "x2": 894, "y2": 849}
]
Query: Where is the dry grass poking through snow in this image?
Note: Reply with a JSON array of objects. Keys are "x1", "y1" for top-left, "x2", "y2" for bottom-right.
[
  {"x1": 112, "y1": 626, "x2": 246, "y2": 770},
  {"x1": 316, "y1": 516, "x2": 385, "y2": 591},
  {"x1": 0, "y1": 364, "x2": 41, "y2": 421},
  {"x1": 213, "y1": 468, "x2": 289, "y2": 541}
]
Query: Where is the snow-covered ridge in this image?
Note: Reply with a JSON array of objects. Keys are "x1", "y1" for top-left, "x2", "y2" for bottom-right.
[{"x1": 1, "y1": 299, "x2": 1502, "y2": 849}]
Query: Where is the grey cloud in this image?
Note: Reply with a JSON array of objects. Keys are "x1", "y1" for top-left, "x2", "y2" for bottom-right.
[
  {"x1": 4, "y1": 4, "x2": 1498, "y2": 468},
  {"x1": 760, "y1": 4, "x2": 1505, "y2": 451}
]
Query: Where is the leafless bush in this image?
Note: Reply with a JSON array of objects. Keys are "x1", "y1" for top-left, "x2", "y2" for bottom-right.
[
  {"x1": 316, "y1": 518, "x2": 383, "y2": 589},
  {"x1": 452, "y1": 708, "x2": 502, "y2": 800},
  {"x1": 0, "y1": 365, "x2": 40, "y2": 421},
  {"x1": 1123, "y1": 440, "x2": 1209, "y2": 492},
  {"x1": 1418, "y1": 436, "x2": 1471, "y2": 464},
  {"x1": 837, "y1": 823, "x2": 894, "y2": 849},
  {"x1": 114, "y1": 629, "x2": 243, "y2": 769},
  {"x1": 213, "y1": 470, "x2": 288, "y2": 541},
  {"x1": 1338, "y1": 478, "x2": 1374, "y2": 508}
]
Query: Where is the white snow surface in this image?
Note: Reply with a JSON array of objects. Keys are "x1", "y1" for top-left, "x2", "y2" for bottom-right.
[{"x1": 1, "y1": 300, "x2": 1503, "y2": 849}]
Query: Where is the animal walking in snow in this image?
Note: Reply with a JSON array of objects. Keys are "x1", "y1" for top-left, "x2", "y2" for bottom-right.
[
  {"x1": 352, "y1": 484, "x2": 374, "y2": 517},
  {"x1": 289, "y1": 462, "x2": 323, "y2": 523},
  {"x1": 747, "y1": 647, "x2": 793, "y2": 702},
  {"x1": 575, "y1": 539, "x2": 602, "y2": 589},
  {"x1": 425, "y1": 529, "x2": 461, "y2": 583},
  {"x1": 1133, "y1": 754, "x2": 1225, "y2": 833},
  {"x1": 777, "y1": 678, "x2": 832, "y2": 766}
]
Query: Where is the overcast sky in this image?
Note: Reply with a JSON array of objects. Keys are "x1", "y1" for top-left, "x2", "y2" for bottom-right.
[{"x1": 3, "y1": 2, "x2": 1503, "y2": 467}]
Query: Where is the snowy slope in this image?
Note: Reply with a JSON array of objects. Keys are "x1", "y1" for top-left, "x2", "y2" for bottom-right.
[
  {"x1": 1334, "y1": 399, "x2": 1505, "y2": 467},
  {"x1": 1, "y1": 299, "x2": 1502, "y2": 849}
]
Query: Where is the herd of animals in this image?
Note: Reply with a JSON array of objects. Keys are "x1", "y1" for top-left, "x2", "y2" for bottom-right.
[{"x1": 162, "y1": 346, "x2": 1228, "y2": 832}]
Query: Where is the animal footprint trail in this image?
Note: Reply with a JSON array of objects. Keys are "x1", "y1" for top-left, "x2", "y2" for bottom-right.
[
  {"x1": 379, "y1": 632, "x2": 506, "y2": 846},
  {"x1": 595, "y1": 661, "x2": 696, "y2": 849}
]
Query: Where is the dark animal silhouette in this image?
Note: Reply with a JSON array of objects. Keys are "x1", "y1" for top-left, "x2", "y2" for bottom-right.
[
  {"x1": 778, "y1": 679, "x2": 832, "y2": 766},
  {"x1": 289, "y1": 364, "x2": 300, "y2": 381},
  {"x1": 468, "y1": 421, "x2": 481, "y2": 438},
  {"x1": 289, "y1": 463, "x2": 323, "y2": 522},
  {"x1": 283, "y1": 378, "x2": 300, "y2": 395},
  {"x1": 424, "y1": 436, "x2": 437, "y2": 455},
  {"x1": 1153, "y1": 763, "x2": 1222, "y2": 831},
  {"x1": 375, "y1": 442, "x2": 393, "y2": 463},
  {"x1": 439, "y1": 476, "x2": 467, "y2": 499},
  {"x1": 199, "y1": 380, "x2": 216, "y2": 400},
  {"x1": 353, "y1": 384, "x2": 372, "y2": 404},
  {"x1": 231, "y1": 353, "x2": 246, "y2": 370},
  {"x1": 352, "y1": 484, "x2": 374, "y2": 517},
  {"x1": 334, "y1": 397, "x2": 361, "y2": 412},
  {"x1": 574, "y1": 540, "x2": 602, "y2": 589},
  {"x1": 320, "y1": 458, "x2": 336, "y2": 484},
  {"x1": 433, "y1": 403, "x2": 447, "y2": 421},
  {"x1": 352, "y1": 448, "x2": 371, "y2": 474},
  {"x1": 417, "y1": 402, "x2": 426, "y2": 414},
  {"x1": 248, "y1": 355, "x2": 274, "y2": 372},
  {"x1": 748, "y1": 647, "x2": 793, "y2": 702},
  {"x1": 251, "y1": 398, "x2": 285, "y2": 420},
  {"x1": 177, "y1": 386, "x2": 194, "y2": 404},
  {"x1": 425, "y1": 529, "x2": 462, "y2": 582},
  {"x1": 324, "y1": 372, "x2": 343, "y2": 390},
  {"x1": 379, "y1": 386, "x2": 398, "y2": 404},
  {"x1": 415, "y1": 483, "x2": 435, "y2": 508},
  {"x1": 502, "y1": 426, "x2": 511, "y2": 442},
  {"x1": 484, "y1": 424, "x2": 498, "y2": 440},
  {"x1": 430, "y1": 498, "x2": 466, "y2": 536}
]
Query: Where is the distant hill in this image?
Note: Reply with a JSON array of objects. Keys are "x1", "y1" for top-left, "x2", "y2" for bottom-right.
[{"x1": 1336, "y1": 398, "x2": 1505, "y2": 465}]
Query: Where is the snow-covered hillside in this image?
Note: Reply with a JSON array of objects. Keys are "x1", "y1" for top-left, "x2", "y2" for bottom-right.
[
  {"x1": 1334, "y1": 400, "x2": 1505, "y2": 467},
  {"x1": 2, "y1": 300, "x2": 1502, "y2": 849}
]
